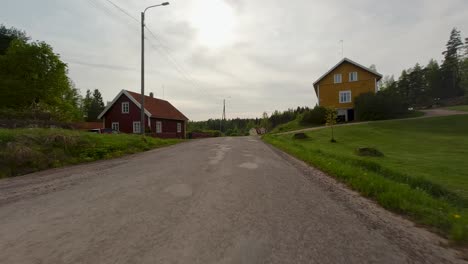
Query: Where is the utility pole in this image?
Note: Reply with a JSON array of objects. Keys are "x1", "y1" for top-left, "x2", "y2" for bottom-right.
[
  {"x1": 140, "y1": 2, "x2": 169, "y2": 135},
  {"x1": 220, "y1": 99, "x2": 226, "y2": 132},
  {"x1": 140, "y1": 11, "x2": 145, "y2": 135}
]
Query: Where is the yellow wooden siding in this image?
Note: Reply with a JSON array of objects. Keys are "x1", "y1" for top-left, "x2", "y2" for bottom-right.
[{"x1": 316, "y1": 61, "x2": 377, "y2": 109}]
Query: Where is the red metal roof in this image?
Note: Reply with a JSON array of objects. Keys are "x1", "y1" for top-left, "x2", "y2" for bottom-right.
[{"x1": 126, "y1": 90, "x2": 189, "y2": 121}]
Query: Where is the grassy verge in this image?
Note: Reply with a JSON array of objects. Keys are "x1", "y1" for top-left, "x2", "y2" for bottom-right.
[
  {"x1": 263, "y1": 115, "x2": 468, "y2": 244},
  {"x1": 445, "y1": 105, "x2": 468, "y2": 112},
  {"x1": 0, "y1": 128, "x2": 181, "y2": 178},
  {"x1": 270, "y1": 115, "x2": 318, "y2": 134}
]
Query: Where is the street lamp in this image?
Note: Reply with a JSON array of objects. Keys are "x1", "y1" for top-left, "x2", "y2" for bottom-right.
[{"x1": 141, "y1": 2, "x2": 169, "y2": 135}]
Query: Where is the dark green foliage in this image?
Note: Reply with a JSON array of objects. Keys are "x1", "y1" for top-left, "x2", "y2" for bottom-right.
[
  {"x1": 269, "y1": 107, "x2": 309, "y2": 128},
  {"x1": 83, "y1": 89, "x2": 105, "y2": 121},
  {"x1": 0, "y1": 24, "x2": 29, "y2": 54},
  {"x1": 300, "y1": 106, "x2": 327, "y2": 125},
  {"x1": 355, "y1": 147, "x2": 384, "y2": 157},
  {"x1": 382, "y1": 28, "x2": 467, "y2": 108},
  {"x1": 0, "y1": 25, "x2": 82, "y2": 121},
  {"x1": 293, "y1": 132, "x2": 308, "y2": 139},
  {"x1": 354, "y1": 92, "x2": 409, "y2": 121},
  {"x1": 188, "y1": 107, "x2": 310, "y2": 136}
]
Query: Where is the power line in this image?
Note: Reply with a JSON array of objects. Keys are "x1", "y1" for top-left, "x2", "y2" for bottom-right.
[
  {"x1": 92, "y1": 0, "x2": 209, "y2": 95},
  {"x1": 86, "y1": 0, "x2": 224, "y2": 103},
  {"x1": 102, "y1": 0, "x2": 139, "y2": 22}
]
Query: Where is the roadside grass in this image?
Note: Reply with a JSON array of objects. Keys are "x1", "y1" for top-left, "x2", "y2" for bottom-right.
[
  {"x1": 263, "y1": 115, "x2": 468, "y2": 244},
  {"x1": 269, "y1": 115, "x2": 317, "y2": 134},
  {"x1": 0, "y1": 128, "x2": 181, "y2": 178},
  {"x1": 269, "y1": 111, "x2": 425, "y2": 134},
  {"x1": 445, "y1": 105, "x2": 468, "y2": 112}
]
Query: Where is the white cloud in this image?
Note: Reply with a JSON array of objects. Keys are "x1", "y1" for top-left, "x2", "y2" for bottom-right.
[{"x1": 1, "y1": 0, "x2": 468, "y2": 120}]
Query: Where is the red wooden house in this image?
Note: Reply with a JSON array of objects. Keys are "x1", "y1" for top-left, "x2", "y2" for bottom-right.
[{"x1": 98, "y1": 90, "x2": 189, "y2": 138}]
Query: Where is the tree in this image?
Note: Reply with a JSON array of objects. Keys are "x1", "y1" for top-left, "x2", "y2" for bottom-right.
[
  {"x1": 440, "y1": 28, "x2": 464, "y2": 98},
  {"x1": 0, "y1": 33, "x2": 81, "y2": 121},
  {"x1": 325, "y1": 108, "x2": 337, "y2": 143},
  {"x1": 86, "y1": 89, "x2": 105, "y2": 121},
  {"x1": 0, "y1": 24, "x2": 29, "y2": 54},
  {"x1": 379, "y1": 75, "x2": 396, "y2": 91},
  {"x1": 83, "y1": 89, "x2": 93, "y2": 117},
  {"x1": 407, "y1": 63, "x2": 428, "y2": 106},
  {"x1": 461, "y1": 38, "x2": 468, "y2": 95},
  {"x1": 369, "y1": 64, "x2": 377, "y2": 72},
  {"x1": 426, "y1": 59, "x2": 443, "y2": 101},
  {"x1": 260, "y1": 112, "x2": 271, "y2": 131}
]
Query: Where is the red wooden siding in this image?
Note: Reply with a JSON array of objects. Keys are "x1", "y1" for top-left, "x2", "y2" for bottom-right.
[
  {"x1": 150, "y1": 118, "x2": 185, "y2": 139},
  {"x1": 103, "y1": 93, "x2": 186, "y2": 138},
  {"x1": 103, "y1": 94, "x2": 150, "y2": 134}
]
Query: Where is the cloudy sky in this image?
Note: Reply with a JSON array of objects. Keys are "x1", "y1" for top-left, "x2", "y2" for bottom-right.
[{"x1": 2, "y1": 0, "x2": 468, "y2": 120}]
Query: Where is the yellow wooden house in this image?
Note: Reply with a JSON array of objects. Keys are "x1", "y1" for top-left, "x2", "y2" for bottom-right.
[{"x1": 313, "y1": 58, "x2": 382, "y2": 121}]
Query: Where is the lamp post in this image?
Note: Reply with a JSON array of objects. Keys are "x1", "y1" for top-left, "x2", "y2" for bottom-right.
[{"x1": 141, "y1": 2, "x2": 169, "y2": 135}]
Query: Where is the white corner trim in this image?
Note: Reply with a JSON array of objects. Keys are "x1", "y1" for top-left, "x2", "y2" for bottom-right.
[
  {"x1": 317, "y1": 85, "x2": 320, "y2": 106},
  {"x1": 97, "y1": 90, "x2": 152, "y2": 119},
  {"x1": 375, "y1": 78, "x2": 378, "y2": 93}
]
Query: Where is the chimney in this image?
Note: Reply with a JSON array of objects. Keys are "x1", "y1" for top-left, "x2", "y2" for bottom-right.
[{"x1": 149, "y1": 92, "x2": 154, "y2": 98}]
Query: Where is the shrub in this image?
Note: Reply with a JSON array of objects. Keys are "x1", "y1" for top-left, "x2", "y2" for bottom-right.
[
  {"x1": 354, "y1": 92, "x2": 409, "y2": 121},
  {"x1": 355, "y1": 147, "x2": 384, "y2": 157},
  {"x1": 293, "y1": 132, "x2": 308, "y2": 139},
  {"x1": 300, "y1": 106, "x2": 327, "y2": 125}
]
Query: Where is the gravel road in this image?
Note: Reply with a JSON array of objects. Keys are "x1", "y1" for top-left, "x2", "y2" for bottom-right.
[{"x1": 0, "y1": 136, "x2": 465, "y2": 263}]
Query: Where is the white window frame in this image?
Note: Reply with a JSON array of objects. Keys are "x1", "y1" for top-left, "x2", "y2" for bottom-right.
[
  {"x1": 111, "y1": 122, "x2": 119, "y2": 132},
  {"x1": 156, "y1": 121, "x2": 162, "y2": 133},
  {"x1": 122, "y1": 102, "x2": 129, "y2": 114},
  {"x1": 349, "y1": 72, "x2": 358, "y2": 82},
  {"x1": 339, "y1": 90, "x2": 352, "y2": 103},
  {"x1": 177, "y1": 123, "x2": 182, "y2": 133},
  {"x1": 133, "y1": 121, "x2": 141, "y2": 134},
  {"x1": 334, "y1": 74, "x2": 342, "y2": 84}
]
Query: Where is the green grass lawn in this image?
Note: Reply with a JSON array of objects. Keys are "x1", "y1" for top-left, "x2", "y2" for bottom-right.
[
  {"x1": 263, "y1": 115, "x2": 468, "y2": 243},
  {"x1": 269, "y1": 111, "x2": 425, "y2": 134},
  {"x1": 269, "y1": 115, "x2": 311, "y2": 134},
  {"x1": 0, "y1": 128, "x2": 181, "y2": 178},
  {"x1": 446, "y1": 105, "x2": 468, "y2": 112}
]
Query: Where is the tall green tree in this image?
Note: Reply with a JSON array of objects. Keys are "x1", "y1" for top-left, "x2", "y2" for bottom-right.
[
  {"x1": 461, "y1": 38, "x2": 468, "y2": 95},
  {"x1": 440, "y1": 28, "x2": 464, "y2": 98},
  {"x1": 0, "y1": 26, "x2": 81, "y2": 121},
  {"x1": 0, "y1": 24, "x2": 29, "y2": 54},
  {"x1": 86, "y1": 89, "x2": 105, "y2": 121},
  {"x1": 426, "y1": 59, "x2": 443, "y2": 100},
  {"x1": 407, "y1": 63, "x2": 429, "y2": 106}
]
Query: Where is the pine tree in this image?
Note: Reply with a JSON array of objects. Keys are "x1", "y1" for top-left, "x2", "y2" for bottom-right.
[
  {"x1": 441, "y1": 28, "x2": 464, "y2": 98},
  {"x1": 86, "y1": 89, "x2": 105, "y2": 122},
  {"x1": 82, "y1": 89, "x2": 92, "y2": 119},
  {"x1": 426, "y1": 59, "x2": 443, "y2": 101}
]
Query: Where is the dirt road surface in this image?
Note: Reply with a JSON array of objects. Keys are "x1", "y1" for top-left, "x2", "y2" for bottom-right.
[{"x1": 0, "y1": 137, "x2": 465, "y2": 263}]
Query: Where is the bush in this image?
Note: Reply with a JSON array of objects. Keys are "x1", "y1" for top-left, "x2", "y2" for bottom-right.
[
  {"x1": 354, "y1": 92, "x2": 409, "y2": 121},
  {"x1": 300, "y1": 106, "x2": 327, "y2": 125},
  {"x1": 0, "y1": 128, "x2": 180, "y2": 177},
  {"x1": 293, "y1": 132, "x2": 308, "y2": 139},
  {"x1": 355, "y1": 147, "x2": 384, "y2": 157}
]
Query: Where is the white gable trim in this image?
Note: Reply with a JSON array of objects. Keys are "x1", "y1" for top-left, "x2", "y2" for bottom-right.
[
  {"x1": 313, "y1": 58, "x2": 382, "y2": 88},
  {"x1": 97, "y1": 90, "x2": 152, "y2": 119}
]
